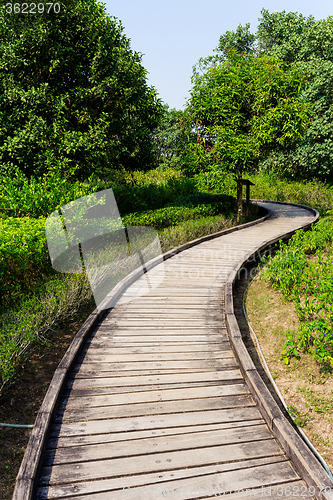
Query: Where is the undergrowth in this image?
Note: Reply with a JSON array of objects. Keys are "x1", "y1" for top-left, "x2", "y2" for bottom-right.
[
  {"x1": 0, "y1": 274, "x2": 91, "y2": 393},
  {"x1": 262, "y1": 210, "x2": 333, "y2": 368}
]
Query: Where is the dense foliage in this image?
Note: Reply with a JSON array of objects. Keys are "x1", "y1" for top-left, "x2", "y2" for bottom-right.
[
  {"x1": 152, "y1": 105, "x2": 186, "y2": 170},
  {"x1": 187, "y1": 51, "x2": 310, "y2": 177},
  {"x1": 254, "y1": 10, "x2": 333, "y2": 181},
  {"x1": 263, "y1": 214, "x2": 333, "y2": 367},
  {"x1": 0, "y1": 217, "x2": 49, "y2": 309},
  {"x1": 202, "y1": 10, "x2": 333, "y2": 182},
  {"x1": 185, "y1": 49, "x2": 311, "y2": 219},
  {"x1": 0, "y1": 169, "x2": 101, "y2": 217},
  {"x1": 0, "y1": 0, "x2": 162, "y2": 179},
  {"x1": 265, "y1": 212, "x2": 333, "y2": 366},
  {"x1": 122, "y1": 193, "x2": 236, "y2": 230}
]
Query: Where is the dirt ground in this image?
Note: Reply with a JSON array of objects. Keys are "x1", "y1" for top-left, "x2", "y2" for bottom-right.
[
  {"x1": 234, "y1": 261, "x2": 333, "y2": 473},
  {"x1": 0, "y1": 299, "x2": 95, "y2": 500}
]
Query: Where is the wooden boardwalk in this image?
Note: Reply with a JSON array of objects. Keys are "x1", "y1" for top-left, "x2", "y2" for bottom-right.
[{"x1": 14, "y1": 201, "x2": 333, "y2": 500}]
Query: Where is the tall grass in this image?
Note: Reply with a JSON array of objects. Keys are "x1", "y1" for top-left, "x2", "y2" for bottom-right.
[
  {"x1": 0, "y1": 274, "x2": 92, "y2": 393},
  {"x1": 194, "y1": 170, "x2": 333, "y2": 215}
]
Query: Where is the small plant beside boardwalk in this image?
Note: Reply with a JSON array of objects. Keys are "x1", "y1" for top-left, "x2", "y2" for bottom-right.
[
  {"x1": 246, "y1": 204, "x2": 333, "y2": 470},
  {"x1": 262, "y1": 212, "x2": 333, "y2": 367}
]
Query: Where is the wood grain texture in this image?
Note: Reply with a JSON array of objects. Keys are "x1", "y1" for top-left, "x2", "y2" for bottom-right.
[{"x1": 15, "y1": 201, "x2": 333, "y2": 500}]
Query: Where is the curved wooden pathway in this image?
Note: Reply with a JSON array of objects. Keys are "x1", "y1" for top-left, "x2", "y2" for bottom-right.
[{"x1": 14, "y1": 201, "x2": 333, "y2": 500}]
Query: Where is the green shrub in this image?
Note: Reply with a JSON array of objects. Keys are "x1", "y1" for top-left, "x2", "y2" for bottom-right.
[
  {"x1": 0, "y1": 217, "x2": 51, "y2": 310},
  {"x1": 0, "y1": 168, "x2": 101, "y2": 218},
  {"x1": 122, "y1": 193, "x2": 236, "y2": 230},
  {"x1": 113, "y1": 175, "x2": 197, "y2": 215},
  {"x1": 0, "y1": 274, "x2": 92, "y2": 393},
  {"x1": 262, "y1": 213, "x2": 333, "y2": 366},
  {"x1": 159, "y1": 214, "x2": 236, "y2": 252},
  {"x1": 192, "y1": 169, "x2": 333, "y2": 216}
]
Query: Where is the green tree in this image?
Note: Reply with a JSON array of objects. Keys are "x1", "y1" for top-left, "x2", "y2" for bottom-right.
[
  {"x1": 0, "y1": 0, "x2": 162, "y2": 180},
  {"x1": 256, "y1": 9, "x2": 333, "y2": 181},
  {"x1": 194, "y1": 23, "x2": 257, "y2": 74},
  {"x1": 186, "y1": 51, "x2": 311, "y2": 221},
  {"x1": 152, "y1": 104, "x2": 186, "y2": 170}
]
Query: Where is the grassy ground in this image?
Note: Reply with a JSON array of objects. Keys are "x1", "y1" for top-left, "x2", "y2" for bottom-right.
[
  {"x1": 0, "y1": 298, "x2": 96, "y2": 499},
  {"x1": 245, "y1": 264, "x2": 333, "y2": 470}
]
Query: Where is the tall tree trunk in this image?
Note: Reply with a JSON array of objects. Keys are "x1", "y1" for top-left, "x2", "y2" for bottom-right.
[{"x1": 236, "y1": 176, "x2": 243, "y2": 225}]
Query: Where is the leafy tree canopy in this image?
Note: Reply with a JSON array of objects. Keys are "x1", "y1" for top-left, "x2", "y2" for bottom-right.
[
  {"x1": 256, "y1": 9, "x2": 333, "y2": 181},
  {"x1": 187, "y1": 51, "x2": 310, "y2": 176},
  {"x1": 191, "y1": 9, "x2": 333, "y2": 183},
  {"x1": 186, "y1": 50, "x2": 311, "y2": 218},
  {"x1": 194, "y1": 23, "x2": 256, "y2": 74},
  {"x1": 0, "y1": 0, "x2": 163, "y2": 180},
  {"x1": 152, "y1": 104, "x2": 186, "y2": 170}
]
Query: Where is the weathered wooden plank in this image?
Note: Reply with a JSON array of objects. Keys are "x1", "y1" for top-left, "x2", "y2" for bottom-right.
[
  {"x1": 118, "y1": 298, "x2": 224, "y2": 306},
  {"x1": 71, "y1": 368, "x2": 237, "y2": 378},
  {"x1": 55, "y1": 394, "x2": 255, "y2": 423},
  {"x1": 82, "y1": 344, "x2": 232, "y2": 354},
  {"x1": 100, "y1": 320, "x2": 225, "y2": 327},
  {"x1": 39, "y1": 462, "x2": 302, "y2": 500},
  {"x1": 85, "y1": 341, "x2": 224, "y2": 347},
  {"x1": 96, "y1": 322, "x2": 227, "y2": 328},
  {"x1": 113, "y1": 305, "x2": 223, "y2": 312},
  {"x1": 94, "y1": 328, "x2": 227, "y2": 334},
  {"x1": 72, "y1": 358, "x2": 238, "y2": 374},
  {"x1": 96, "y1": 328, "x2": 227, "y2": 334},
  {"x1": 68, "y1": 369, "x2": 243, "y2": 389},
  {"x1": 39, "y1": 438, "x2": 283, "y2": 485},
  {"x1": 60, "y1": 383, "x2": 250, "y2": 409},
  {"x1": 44, "y1": 424, "x2": 272, "y2": 465},
  {"x1": 84, "y1": 336, "x2": 228, "y2": 343},
  {"x1": 63, "y1": 379, "x2": 244, "y2": 398},
  {"x1": 36, "y1": 455, "x2": 288, "y2": 499},
  {"x1": 47, "y1": 419, "x2": 265, "y2": 449},
  {"x1": 77, "y1": 350, "x2": 234, "y2": 361},
  {"x1": 108, "y1": 303, "x2": 222, "y2": 312},
  {"x1": 51, "y1": 407, "x2": 263, "y2": 437}
]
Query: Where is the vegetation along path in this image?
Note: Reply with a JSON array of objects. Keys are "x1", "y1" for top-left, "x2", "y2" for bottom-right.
[{"x1": 13, "y1": 201, "x2": 333, "y2": 500}]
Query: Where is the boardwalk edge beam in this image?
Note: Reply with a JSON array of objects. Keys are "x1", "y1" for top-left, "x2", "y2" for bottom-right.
[{"x1": 226, "y1": 202, "x2": 333, "y2": 500}]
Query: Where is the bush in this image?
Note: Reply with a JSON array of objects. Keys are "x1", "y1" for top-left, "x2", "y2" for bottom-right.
[
  {"x1": 113, "y1": 175, "x2": 196, "y2": 215},
  {"x1": 192, "y1": 169, "x2": 333, "y2": 216},
  {"x1": 159, "y1": 214, "x2": 236, "y2": 252},
  {"x1": 122, "y1": 193, "x2": 236, "y2": 230},
  {"x1": 0, "y1": 217, "x2": 50, "y2": 310},
  {"x1": 0, "y1": 274, "x2": 92, "y2": 393},
  {"x1": 262, "y1": 212, "x2": 333, "y2": 366},
  {"x1": 0, "y1": 168, "x2": 101, "y2": 218}
]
